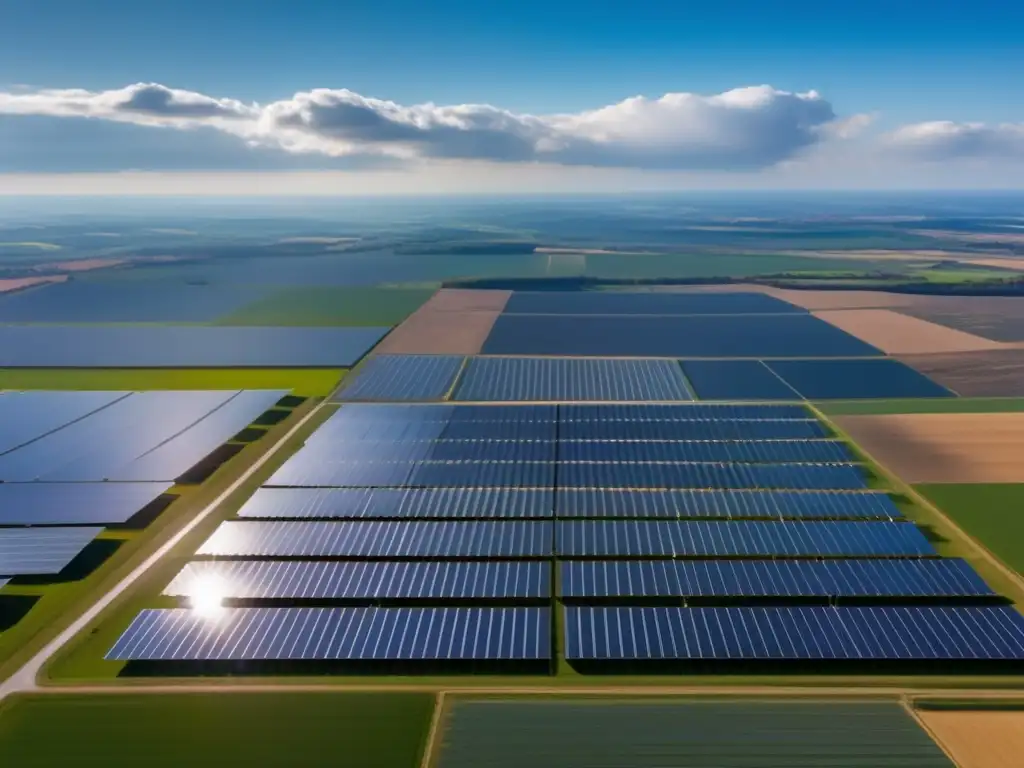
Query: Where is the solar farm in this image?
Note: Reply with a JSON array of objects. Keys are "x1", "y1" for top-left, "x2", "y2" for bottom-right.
[{"x1": 3, "y1": 286, "x2": 1024, "y2": 766}]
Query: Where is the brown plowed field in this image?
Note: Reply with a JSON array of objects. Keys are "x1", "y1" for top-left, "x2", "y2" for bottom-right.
[
  {"x1": 901, "y1": 349, "x2": 1024, "y2": 397},
  {"x1": 918, "y1": 711, "x2": 1024, "y2": 768},
  {"x1": 424, "y1": 289, "x2": 511, "y2": 312},
  {"x1": 835, "y1": 413, "x2": 1024, "y2": 483},
  {"x1": 900, "y1": 296, "x2": 1024, "y2": 343},
  {"x1": 373, "y1": 310, "x2": 501, "y2": 355},
  {"x1": 814, "y1": 308, "x2": 1003, "y2": 354}
]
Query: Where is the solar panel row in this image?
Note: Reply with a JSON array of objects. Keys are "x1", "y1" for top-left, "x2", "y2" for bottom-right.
[
  {"x1": 266, "y1": 459, "x2": 556, "y2": 489},
  {"x1": 237, "y1": 487, "x2": 556, "y2": 520},
  {"x1": 0, "y1": 326, "x2": 390, "y2": 368},
  {"x1": 0, "y1": 482, "x2": 173, "y2": 526},
  {"x1": 559, "y1": 404, "x2": 811, "y2": 420},
  {"x1": 308, "y1": 439, "x2": 557, "y2": 463},
  {"x1": 556, "y1": 489, "x2": 902, "y2": 520},
  {"x1": 561, "y1": 559, "x2": 992, "y2": 598},
  {"x1": 453, "y1": 357, "x2": 694, "y2": 402},
  {"x1": 0, "y1": 527, "x2": 103, "y2": 576},
  {"x1": 0, "y1": 390, "x2": 129, "y2": 455},
  {"x1": 501, "y1": 291, "x2": 805, "y2": 316},
  {"x1": 237, "y1": 487, "x2": 896, "y2": 521},
  {"x1": 558, "y1": 439, "x2": 852, "y2": 463},
  {"x1": 197, "y1": 520, "x2": 553, "y2": 558},
  {"x1": 564, "y1": 606, "x2": 1024, "y2": 660},
  {"x1": 680, "y1": 360, "x2": 800, "y2": 401},
  {"x1": 106, "y1": 606, "x2": 552, "y2": 661},
  {"x1": 165, "y1": 560, "x2": 550, "y2": 600},
  {"x1": 196, "y1": 520, "x2": 931, "y2": 559},
  {"x1": 0, "y1": 390, "x2": 286, "y2": 482},
  {"x1": 559, "y1": 420, "x2": 827, "y2": 440},
  {"x1": 556, "y1": 520, "x2": 933, "y2": 558},
  {"x1": 557, "y1": 462, "x2": 866, "y2": 490},
  {"x1": 337, "y1": 355, "x2": 465, "y2": 402}
]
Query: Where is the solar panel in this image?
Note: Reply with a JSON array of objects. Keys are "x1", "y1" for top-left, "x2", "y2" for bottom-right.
[
  {"x1": 558, "y1": 440, "x2": 853, "y2": 464},
  {"x1": 0, "y1": 326, "x2": 390, "y2": 368},
  {"x1": 0, "y1": 390, "x2": 237, "y2": 481},
  {"x1": 297, "y1": 440, "x2": 556, "y2": 463},
  {"x1": 564, "y1": 606, "x2": 1024, "y2": 660},
  {"x1": 0, "y1": 391, "x2": 130, "y2": 455},
  {"x1": 501, "y1": 291, "x2": 804, "y2": 316},
  {"x1": 561, "y1": 559, "x2": 993, "y2": 598},
  {"x1": 265, "y1": 458, "x2": 555, "y2": 488},
  {"x1": 109, "y1": 389, "x2": 287, "y2": 481},
  {"x1": 555, "y1": 521, "x2": 934, "y2": 557},
  {"x1": 453, "y1": 357, "x2": 693, "y2": 402},
  {"x1": 0, "y1": 482, "x2": 173, "y2": 525},
  {"x1": 337, "y1": 355, "x2": 465, "y2": 402},
  {"x1": 558, "y1": 420, "x2": 827, "y2": 441},
  {"x1": 558, "y1": 462, "x2": 866, "y2": 490},
  {"x1": 197, "y1": 520, "x2": 553, "y2": 558},
  {"x1": 559, "y1": 403, "x2": 812, "y2": 421},
  {"x1": 165, "y1": 560, "x2": 550, "y2": 600},
  {"x1": 237, "y1": 487, "x2": 554, "y2": 519},
  {"x1": 680, "y1": 360, "x2": 802, "y2": 401},
  {"x1": 0, "y1": 526, "x2": 103, "y2": 576},
  {"x1": 555, "y1": 489, "x2": 902, "y2": 520},
  {"x1": 107, "y1": 606, "x2": 551, "y2": 661},
  {"x1": 482, "y1": 314, "x2": 882, "y2": 358},
  {"x1": 0, "y1": 577, "x2": 8, "y2": 590},
  {"x1": 765, "y1": 359, "x2": 955, "y2": 400}
]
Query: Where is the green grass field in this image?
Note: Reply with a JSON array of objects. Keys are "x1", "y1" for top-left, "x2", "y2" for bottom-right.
[
  {"x1": 0, "y1": 368, "x2": 344, "y2": 397},
  {"x1": 0, "y1": 692, "x2": 434, "y2": 768},
  {"x1": 818, "y1": 398, "x2": 1024, "y2": 416},
  {"x1": 217, "y1": 286, "x2": 435, "y2": 326},
  {"x1": 916, "y1": 483, "x2": 1024, "y2": 577}
]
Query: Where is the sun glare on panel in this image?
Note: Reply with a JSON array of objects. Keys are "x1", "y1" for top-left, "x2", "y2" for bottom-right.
[{"x1": 188, "y1": 572, "x2": 228, "y2": 619}]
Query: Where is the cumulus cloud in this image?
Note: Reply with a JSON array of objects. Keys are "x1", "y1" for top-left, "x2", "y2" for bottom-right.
[
  {"x1": 885, "y1": 121, "x2": 1024, "y2": 160},
  {"x1": 0, "y1": 81, "x2": 848, "y2": 170}
]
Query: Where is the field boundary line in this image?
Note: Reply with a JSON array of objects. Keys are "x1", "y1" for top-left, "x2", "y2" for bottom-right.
[
  {"x1": 0, "y1": 394, "x2": 331, "y2": 703},
  {"x1": 419, "y1": 690, "x2": 448, "y2": 768},
  {"x1": 901, "y1": 698, "x2": 965, "y2": 768},
  {"x1": 810, "y1": 404, "x2": 1024, "y2": 599}
]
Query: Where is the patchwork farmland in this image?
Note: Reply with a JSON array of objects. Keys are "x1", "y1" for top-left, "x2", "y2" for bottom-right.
[{"x1": 2, "y1": 285, "x2": 1024, "y2": 765}]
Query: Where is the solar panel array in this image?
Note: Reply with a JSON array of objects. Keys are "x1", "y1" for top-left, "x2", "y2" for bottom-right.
[
  {"x1": 0, "y1": 390, "x2": 285, "y2": 585},
  {"x1": 107, "y1": 390, "x2": 1022, "y2": 669},
  {"x1": 336, "y1": 355, "x2": 465, "y2": 402}
]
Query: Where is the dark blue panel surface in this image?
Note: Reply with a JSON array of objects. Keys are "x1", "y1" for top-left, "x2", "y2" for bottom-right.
[
  {"x1": 266, "y1": 458, "x2": 555, "y2": 488},
  {"x1": 166, "y1": 560, "x2": 550, "y2": 599},
  {"x1": 0, "y1": 526, "x2": 103, "y2": 576},
  {"x1": 482, "y1": 314, "x2": 881, "y2": 358},
  {"x1": 502, "y1": 291, "x2": 804, "y2": 315},
  {"x1": 0, "y1": 482, "x2": 172, "y2": 525},
  {"x1": 558, "y1": 440, "x2": 852, "y2": 464},
  {"x1": 558, "y1": 420, "x2": 827, "y2": 440},
  {"x1": 555, "y1": 520, "x2": 933, "y2": 557},
  {"x1": 197, "y1": 520, "x2": 552, "y2": 557},
  {"x1": 0, "y1": 391, "x2": 129, "y2": 455},
  {"x1": 454, "y1": 357, "x2": 693, "y2": 402},
  {"x1": 766, "y1": 359, "x2": 955, "y2": 400},
  {"x1": 107, "y1": 606, "x2": 551, "y2": 660},
  {"x1": 337, "y1": 355, "x2": 465, "y2": 402},
  {"x1": 561, "y1": 559, "x2": 992, "y2": 598},
  {"x1": 0, "y1": 326, "x2": 388, "y2": 367},
  {"x1": 555, "y1": 489, "x2": 902, "y2": 520},
  {"x1": 238, "y1": 487, "x2": 554, "y2": 519},
  {"x1": 0, "y1": 281, "x2": 269, "y2": 322},
  {"x1": 559, "y1": 404, "x2": 811, "y2": 421},
  {"x1": 558, "y1": 462, "x2": 865, "y2": 490},
  {"x1": 681, "y1": 360, "x2": 801, "y2": 401},
  {"x1": 564, "y1": 606, "x2": 1024, "y2": 660}
]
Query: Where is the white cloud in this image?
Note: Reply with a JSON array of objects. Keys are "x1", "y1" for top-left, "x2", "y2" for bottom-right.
[
  {"x1": 0, "y1": 81, "x2": 845, "y2": 170},
  {"x1": 885, "y1": 120, "x2": 1024, "y2": 160}
]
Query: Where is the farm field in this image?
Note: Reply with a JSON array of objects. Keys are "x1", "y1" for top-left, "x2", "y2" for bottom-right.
[
  {"x1": 0, "y1": 692, "x2": 433, "y2": 768},
  {"x1": 917, "y1": 708, "x2": 1024, "y2": 768},
  {"x1": 835, "y1": 413, "x2": 1024, "y2": 483},
  {"x1": 916, "y1": 484, "x2": 1024, "y2": 576},
  {"x1": 0, "y1": 368, "x2": 344, "y2": 397},
  {"x1": 899, "y1": 296, "x2": 1024, "y2": 343},
  {"x1": 811, "y1": 308, "x2": 1004, "y2": 354},
  {"x1": 900, "y1": 350, "x2": 1024, "y2": 397},
  {"x1": 216, "y1": 286, "x2": 435, "y2": 326},
  {"x1": 435, "y1": 699, "x2": 952, "y2": 767}
]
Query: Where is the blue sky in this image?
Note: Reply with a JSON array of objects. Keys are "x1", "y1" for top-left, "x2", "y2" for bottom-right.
[{"x1": 2, "y1": 0, "x2": 1023, "y2": 193}]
